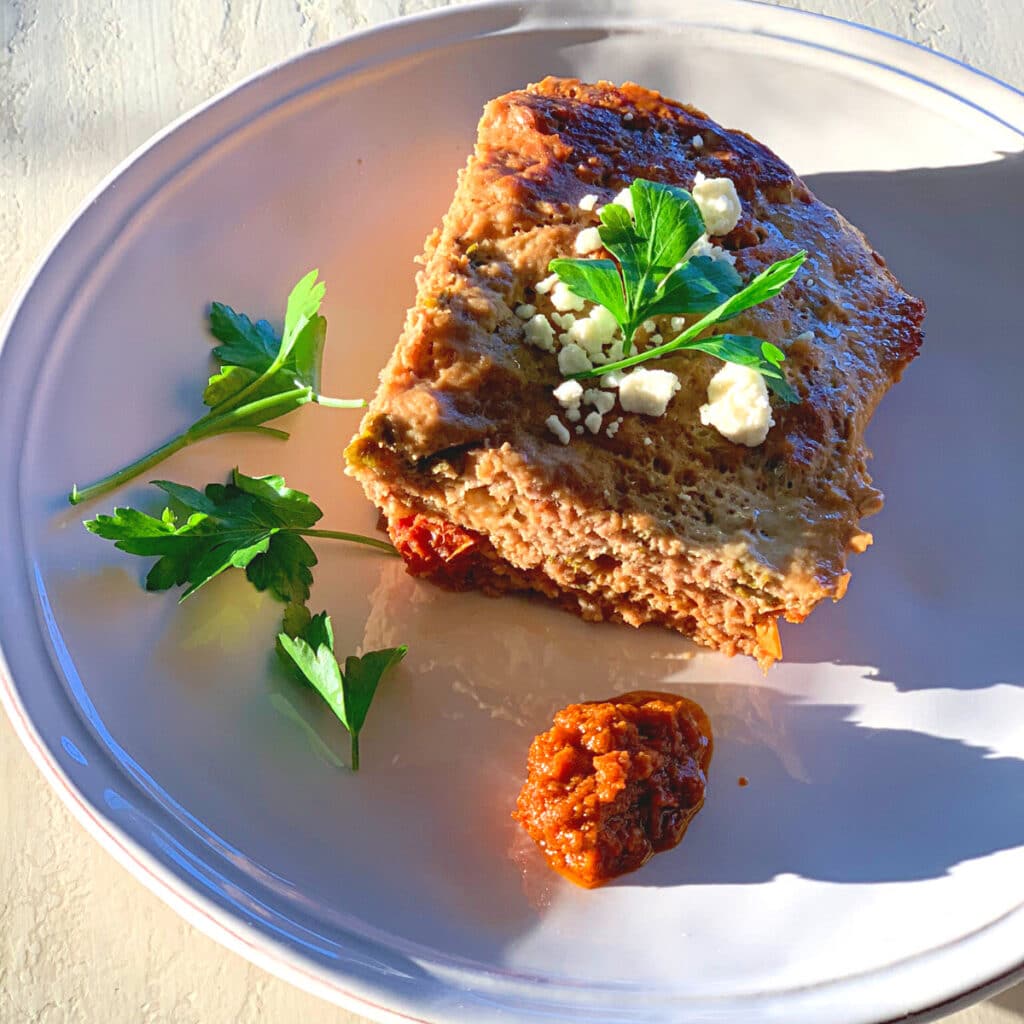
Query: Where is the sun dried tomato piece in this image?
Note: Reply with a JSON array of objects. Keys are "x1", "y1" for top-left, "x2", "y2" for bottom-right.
[{"x1": 390, "y1": 514, "x2": 482, "y2": 584}]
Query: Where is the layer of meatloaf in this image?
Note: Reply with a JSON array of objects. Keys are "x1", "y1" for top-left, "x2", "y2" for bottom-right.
[{"x1": 345, "y1": 77, "x2": 925, "y2": 667}]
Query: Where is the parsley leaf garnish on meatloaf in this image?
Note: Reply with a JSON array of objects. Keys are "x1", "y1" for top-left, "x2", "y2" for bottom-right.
[{"x1": 550, "y1": 178, "x2": 805, "y2": 400}]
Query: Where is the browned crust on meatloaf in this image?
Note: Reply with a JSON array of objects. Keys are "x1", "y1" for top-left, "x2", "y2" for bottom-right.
[{"x1": 345, "y1": 77, "x2": 925, "y2": 667}]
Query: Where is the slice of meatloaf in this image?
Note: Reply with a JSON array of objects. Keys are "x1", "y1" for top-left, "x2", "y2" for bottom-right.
[{"x1": 345, "y1": 77, "x2": 925, "y2": 668}]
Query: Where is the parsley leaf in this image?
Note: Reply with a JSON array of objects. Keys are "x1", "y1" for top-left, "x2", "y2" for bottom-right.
[
  {"x1": 278, "y1": 610, "x2": 407, "y2": 770},
  {"x1": 590, "y1": 250, "x2": 807, "y2": 403},
  {"x1": 84, "y1": 468, "x2": 396, "y2": 602},
  {"x1": 551, "y1": 179, "x2": 728, "y2": 351},
  {"x1": 549, "y1": 178, "x2": 805, "y2": 398},
  {"x1": 69, "y1": 271, "x2": 364, "y2": 506},
  {"x1": 545, "y1": 259, "x2": 627, "y2": 326}
]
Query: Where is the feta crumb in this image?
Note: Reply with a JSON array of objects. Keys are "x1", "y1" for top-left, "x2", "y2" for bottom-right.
[
  {"x1": 642, "y1": 319, "x2": 656, "y2": 333},
  {"x1": 611, "y1": 186, "x2": 635, "y2": 217},
  {"x1": 565, "y1": 304, "x2": 619, "y2": 356},
  {"x1": 535, "y1": 273, "x2": 559, "y2": 295},
  {"x1": 583, "y1": 388, "x2": 616, "y2": 415},
  {"x1": 551, "y1": 311, "x2": 576, "y2": 330},
  {"x1": 691, "y1": 134, "x2": 704, "y2": 149},
  {"x1": 575, "y1": 425, "x2": 585, "y2": 435},
  {"x1": 605, "y1": 340, "x2": 625, "y2": 364},
  {"x1": 795, "y1": 330, "x2": 815, "y2": 343},
  {"x1": 670, "y1": 316, "x2": 686, "y2": 332},
  {"x1": 691, "y1": 173, "x2": 742, "y2": 236},
  {"x1": 699, "y1": 362, "x2": 775, "y2": 446},
  {"x1": 550, "y1": 280, "x2": 586, "y2": 312},
  {"x1": 606, "y1": 419, "x2": 621, "y2": 438},
  {"x1": 601, "y1": 370, "x2": 624, "y2": 389},
  {"x1": 649, "y1": 333, "x2": 663, "y2": 346},
  {"x1": 546, "y1": 415, "x2": 571, "y2": 445},
  {"x1": 553, "y1": 379, "x2": 583, "y2": 407},
  {"x1": 684, "y1": 233, "x2": 737, "y2": 266},
  {"x1": 623, "y1": 112, "x2": 634, "y2": 122},
  {"x1": 523, "y1": 314, "x2": 555, "y2": 352},
  {"x1": 578, "y1": 193, "x2": 599, "y2": 212},
  {"x1": 574, "y1": 226, "x2": 604, "y2": 254},
  {"x1": 584, "y1": 411, "x2": 603, "y2": 434},
  {"x1": 558, "y1": 343, "x2": 593, "y2": 376},
  {"x1": 618, "y1": 367, "x2": 682, "y2": 416},
  {"x1": 566, "y1": 406, "x2": 581, "y2": 422},
  {"x1": 643, "y1": 436, "x2": 653, "y2": 446},
  {"x1": 515, "y1": 303, "x2": 537, "y2": 319}
]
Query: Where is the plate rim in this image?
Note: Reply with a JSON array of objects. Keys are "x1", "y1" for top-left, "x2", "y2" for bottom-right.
[{"x1": 2, "y1": 2, "x2": 1024, "y2": 1022}]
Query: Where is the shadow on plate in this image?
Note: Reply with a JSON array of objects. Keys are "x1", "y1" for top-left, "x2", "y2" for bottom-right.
[{"x1": 782, "y1": 153, "x2": 1024, "y2": 692}]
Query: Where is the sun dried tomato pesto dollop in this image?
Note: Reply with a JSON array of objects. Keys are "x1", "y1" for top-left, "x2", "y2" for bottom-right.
[{"x1": 514, "y1": 691, "x2": 712, "y2": 888}]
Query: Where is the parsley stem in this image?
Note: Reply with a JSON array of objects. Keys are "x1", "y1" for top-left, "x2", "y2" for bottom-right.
[
  {"x1": 299, "y1": 529, "x2": 399, "y2": 556},
  {"x1": 68, "y1": 388, "x2": 312, "y2": 505},
  {"x1": 315, "y1": 395, "x2": 366, "y2": 410},
  {"x1": 70, "y1": 434, "x2": 192, "y2": 505},
  {"x1": 221, "y1": 425, "x2": 291, "y2": 441},
  {"x1": 350, "y1": 732, "x2": 360, "y2": 772}
]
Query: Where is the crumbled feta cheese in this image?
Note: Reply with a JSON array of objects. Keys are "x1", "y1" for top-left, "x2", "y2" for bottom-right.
[
  {"x1": 566, "y1": 406, "x2": 581, "y2": 422},
  {"x1": 583, "y1": 388, "x2": 616, "y2": 415},
  {"x1": 523, "y1": 314, "x2": 555, "y2": 351},
  {"x1": 535, "y1": 273, "x2": 559, "y2": 295},
  {"x1": 670, "y1": 316, "x2": 686, "y2": 332},
  {"x1": 575, "y1": 425, "x2": 585, "y2": 435},
  {"x1": 649, "y1": 333, "x2": 663, "y2": 346},
  {"x1": 565, "y1": 304, "x2": 619, "y2": 356},
  {"x1": 574, "y1": 226, "x2": 604, "y2": 255},
  {"x1": 691, "y1": 134, "x2": 704, "y2": 149},
  {"x1": 584, "y1": 411, "x2": 603, "y2": 434},
  {"x1": 601, "y1": 370, "x2": 624, "y2": 389},
  {"x1": 795, "y1": 330, "x2": 815, "y2": 343},
  {"x1": 551, "y1": 311, "x2": 576, "y2": 330},
  {"x1": 578, "y1": 193, "x2": 599, "y2": 212},
  {"x1": 623, "y1": 112, "x2": 634, "y2": 122},
  {"x1": 699, "y1": 362, "x2": 775, "y2": 446},
  {"x1": 642, "y1": 319, "x2": 656, "y2": 333},
  {"x1": 546, "y1": 415, "x2": 571, "y2": 445},
  {"x1": 550, "y1": 280, "x2": 586, "y2": 312},
  {"x1": 515, "y1": 303, "x2": 537, "y2": 319},
  {"x1": 611, "y1": 186, "x2": 635, "y2": 217},
  {"x1": 557, "y1": 343, "x2": 593, "y2": 376},
  {"x1": 618, "y1": 367, "x2": 682, "y2": 416},
  {"x1": 553, "y1": 380, "x2": 583, "y2": 407},
  {"x1": 606, "y1": 419, "x2": 621, "y2": 438},
  {"x1": 643, "y1": 436, "x2": 653, "y2": 446},
  {"x1": 605, "y1": 340, "x2": 625, "y2": 364},
  {"x1": 691, "y1": 173, "x2": 742, "y2": 236},
  {"x1": 684, "y1": 233, "x2": 737, "y2": 266}
]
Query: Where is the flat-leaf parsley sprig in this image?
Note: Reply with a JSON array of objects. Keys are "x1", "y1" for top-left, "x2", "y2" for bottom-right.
[
  {"x1": 85, "y1": 469, "x2": 397, "y2": 604},
  {"x1": 278, "y1": 605, "x2": 406, "y2": 771},
  {"x1": 85, "y1": 469, "x2": 404, "y2": 770},
  {"x1": 69, "y1": 270, "x2": 365, "y2": 506},
  {"x1": 549, "y1": 179, "x2": 806, "y2": 402}
]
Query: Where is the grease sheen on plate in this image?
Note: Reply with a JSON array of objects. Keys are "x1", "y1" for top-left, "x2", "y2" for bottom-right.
[{"x1": 1, "y1": 3, "x2": 1024, "y2": 1023}]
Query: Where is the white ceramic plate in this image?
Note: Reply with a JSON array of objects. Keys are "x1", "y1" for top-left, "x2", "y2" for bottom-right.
[{"x1": 3, "y1": 2, "x2": 1024, "y2": 1022}]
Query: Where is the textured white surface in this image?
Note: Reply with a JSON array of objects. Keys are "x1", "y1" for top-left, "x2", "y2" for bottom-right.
[{"x1": 1, "y1": 2, "x2": 1022, "y2": 1022}]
